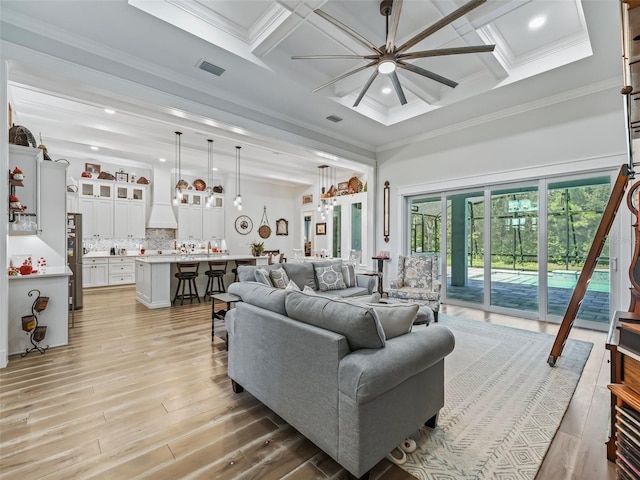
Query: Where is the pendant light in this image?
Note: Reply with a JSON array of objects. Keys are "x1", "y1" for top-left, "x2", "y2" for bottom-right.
[
  {"x1": 233, "y1": 146, "x2": 242, "y2": 211},
  {"x1": 205, "y1": 139, "x2": 214, "y2": 208},
  {"x1": 173, "y1": 131, "x2": 183, "y2": 205},
  {"x1": 317, "y1": 165, "x2": 333, "y2": 220}
]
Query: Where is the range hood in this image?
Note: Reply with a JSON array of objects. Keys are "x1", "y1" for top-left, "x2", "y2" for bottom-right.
[{"x1": 146, "y1": 168, "x2": 178, "y2": 229}]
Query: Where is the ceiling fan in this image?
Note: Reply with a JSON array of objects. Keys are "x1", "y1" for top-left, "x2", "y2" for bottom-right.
[{"x1": 292, "y1": 0, "x2": 495, "y2": 107}]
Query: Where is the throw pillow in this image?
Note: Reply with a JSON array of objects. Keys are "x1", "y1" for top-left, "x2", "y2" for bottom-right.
[
  {"x1": 341, "y1": 264, "x2": 357, "y2": 288},
  {"x1": 270, "y1": 267, "x2": 290, "y2": 289},
  {"x1": 315, "y1": 263, "x2": 346, "y2": 291},
  {"x1": 303, "y1": 285, "x2": 317, "y2": 295},
  {"x1": 369, "y1": 303, "x2": 418, "y2": 339},
  {"x1": 254, "y1": 268, "x2": 274, "y2": 287},
  {"x1": 285, "y1": 279, "x2": 300, "y2": 291},
  {"x1": 285, "y1": 291, "x2": 385, "y2": 350}
]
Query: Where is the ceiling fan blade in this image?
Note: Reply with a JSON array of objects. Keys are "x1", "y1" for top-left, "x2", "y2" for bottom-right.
[
  {"x1": 397, "y1": 0, "x2": 486, "y2": 54},
  {"x1": 312, "y1": 61, "x2": 377, "y2": 93},
  {"x1": 292, "y1": 55, "x2": 373, "y2": 60},
  {"x1": 386, "y1": 0, "x2": 403, "y2": 53},
  {"x1": 389, "y1": 71, "x2": 407, "y2": 105},
  {"x1": 353, "y1": 70, "x2": 379, "y2": 107},
  {"x1": 398, "y1": 44, "x2": 495, "y2": 60},
  {"x1": 315, "y1": 9, "x2": 382, "y2": 55},
  {"x1": 397, "y1": 61, "x2": 458, "y2": 88}
]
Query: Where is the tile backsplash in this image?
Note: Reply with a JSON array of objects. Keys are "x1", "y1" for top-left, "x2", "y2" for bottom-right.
[{"x1": 83, "y1": 228, "x2": 177, "y2": 252}]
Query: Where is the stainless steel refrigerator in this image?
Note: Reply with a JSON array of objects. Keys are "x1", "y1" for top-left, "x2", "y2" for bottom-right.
[{"x1": 67, "y1": 213, "x2": 83, "y2": 310}]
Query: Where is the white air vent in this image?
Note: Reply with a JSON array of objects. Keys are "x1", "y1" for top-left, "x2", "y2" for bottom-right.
[
  {"x1": 199, "y1": 60, "x2": 225, "y2": 77},
  {"x1": 326, "y1": 115, "x2": 343, "y2": 123}
]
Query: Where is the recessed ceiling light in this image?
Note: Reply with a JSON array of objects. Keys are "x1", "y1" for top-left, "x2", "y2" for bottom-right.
[
  {"x1": 104, "y1": 108, "x2": 116, "y2": 114},
  {"x1": 211, "y1": 167, "x2": 218, "y2": 171},
  {"x1": 159, "y1": 158, "x2": 166, "y2": 162},
  {"x1": 528, "y1": 16, "x2": 546, "y2": 30},
  {"x1": 382, "y1": 87, "x2": 392, "y2": 95},
  {"x1": 90, "y1": 146, "x2": 99, "y2": 151}
]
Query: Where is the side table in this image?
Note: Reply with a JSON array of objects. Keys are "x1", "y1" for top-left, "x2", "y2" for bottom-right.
[
  {"x1": 211, "y1": 292, "x2": 241, "y2": 345},
  {"x1": 371, "y1": 256, "x2": 390, "y2": 296}
]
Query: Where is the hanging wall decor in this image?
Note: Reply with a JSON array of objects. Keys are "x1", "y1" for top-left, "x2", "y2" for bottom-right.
[
  {"x1": 258, "y1": 206, "x2": 272, "y2": 238},
  {"x1": 276, "y1": 218, "x2": 289, "y2": 236}
]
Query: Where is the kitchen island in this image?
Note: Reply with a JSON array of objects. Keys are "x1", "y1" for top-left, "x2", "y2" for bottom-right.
[{"x1": 135, "y1": 254, "x2": 268, "y2": 309}]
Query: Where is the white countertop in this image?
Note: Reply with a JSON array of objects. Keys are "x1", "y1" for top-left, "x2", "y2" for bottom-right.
[
  {"x1": 8, "y1": 266, "x2": 72, "y2": 280},
  {"x1": 135, "y1": 254, "x2": 264, "y2": 264}
]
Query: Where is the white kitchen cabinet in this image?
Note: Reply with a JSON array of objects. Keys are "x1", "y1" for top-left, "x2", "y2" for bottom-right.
[
  {"x1": 115, "y1": 184, "x2": 145, "y2": 202},
  {"x1": 136, "y1": 261, "x2": 152, "y2": 304},
  {"x1": 108, "y1": 257, "x2": 135, "y2": 285},
  {"x1": 176, "y1": 192, "x2": 224, "y2": 240},
  {"x1": 114, "y1": 200, "x2": 145, "y2": 238},
  {"x1": 79, "y1": 197, "x2": 114, "y2": 239},
  {"x1": 203, "y1": 207, "x2": 224, "y2": 240},
  {"x1": 79, "y1": 179, "x2": 113, "y2": 199},
  {"x1": 39, "y1": 161, "x2": 68, "y2": 255},
  {"x1": 83, "y1": 258, "x2": 109, "y2": 287},
  {"x1": 177, "y1": 204, "x2": 203, "y2": 240}
]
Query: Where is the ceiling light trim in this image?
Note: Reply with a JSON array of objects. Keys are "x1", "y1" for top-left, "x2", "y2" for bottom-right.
[{"x1": 128, "y1": 0, "x2": 270, "y2": 70}]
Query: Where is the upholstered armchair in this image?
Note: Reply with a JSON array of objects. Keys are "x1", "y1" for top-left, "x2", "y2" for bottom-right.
[{"x1": 388, "y1": 255, "x2": 441, "y2": 321}]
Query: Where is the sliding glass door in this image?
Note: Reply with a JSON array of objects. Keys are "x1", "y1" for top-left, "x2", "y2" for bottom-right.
[
  {"x1": 546, "y1": 177, "x2": 610, "y2": 324},
  {"x1": 445, "y1": 192, "x2": 484, "y2": 305},
  {"x1": 407, "y1": 171, "x2": 614, "y2": 330},
  {"x1": 489, "y1": 187, "x2": 539, "y2": 313}
]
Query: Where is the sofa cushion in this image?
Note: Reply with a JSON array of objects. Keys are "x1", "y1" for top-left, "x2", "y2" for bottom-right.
[
  {"x1": 341, "y1": 264, "x2": 356, "y2": 288},
  {"x1": 285, "y1": 279, "x2": 300, "y2": 291},
  {"x1": 270, "y1": 267, "x2": 290, "y2": 289},
  {"x1": 370, "y1": 303, "x2": 418, "y2": 339},
  {"x1": 254, "y1": 268, "x2": 273, "y2": 287},
  {"x1": 322, "y1": 286, "x2": 370, "y2": 298},
  {"x1": 228, "y1": 281, "x2": 287, "y2": 316},
  {"x1": 282, "y1": 263, "x2": 317, "y2": 290},
  {"x1": 342, "y1": 293, "x2": 381, "y2": 304},
  {"x1": 315, "y1": 263, "x2": 346, "y2": 291},
  {"x1": 285, "y1": 290, "x2": 385, "y2": 351},
  {"x1": 237, "y1": 264, "x2": 277, "y2": 283}
]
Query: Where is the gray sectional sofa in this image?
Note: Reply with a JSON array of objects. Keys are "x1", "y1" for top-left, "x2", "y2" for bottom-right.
[
  {"x1": 236, "y1": 259, "x2": 376, "y2": 298},
  {"x1": 225, "y1": 281, "x2": 455, "y2": 479}
]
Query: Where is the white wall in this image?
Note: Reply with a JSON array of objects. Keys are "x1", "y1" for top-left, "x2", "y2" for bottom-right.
[
  {"x1": 376, "y1": 86, "x2": 631, "y2": 312},
  {"x1": 225, "y1": 177, "x2": 298, "y2": 258}
]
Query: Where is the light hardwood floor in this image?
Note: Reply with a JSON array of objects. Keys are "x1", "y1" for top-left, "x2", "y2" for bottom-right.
[{"x1": 0, "y1": 287, "x2": 616, "y2": 479}]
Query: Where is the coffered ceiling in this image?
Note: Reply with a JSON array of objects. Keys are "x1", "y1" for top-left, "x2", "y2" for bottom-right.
[{"x1": 0, "y1": 0, "x2": 622, "y2": 185}]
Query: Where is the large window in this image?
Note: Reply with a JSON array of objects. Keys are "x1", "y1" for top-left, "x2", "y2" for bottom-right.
[{"x1": 408, "y1": 173, "x2": 613, "y2": 330}]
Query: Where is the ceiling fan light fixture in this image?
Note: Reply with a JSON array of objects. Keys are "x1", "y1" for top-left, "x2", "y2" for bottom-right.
[{"x1": 377, "y1": 60, "x2": 396, "y2": 74}]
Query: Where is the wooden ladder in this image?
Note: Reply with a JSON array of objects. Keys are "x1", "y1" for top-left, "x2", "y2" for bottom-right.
[{"x1": 548, "y1": 164, "x2": 630, "y2": 366}]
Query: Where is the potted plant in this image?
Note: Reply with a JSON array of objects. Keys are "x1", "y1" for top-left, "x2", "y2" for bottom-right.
[{"x1": 250, "y1": 240, "x2": 264, "y2": 257}]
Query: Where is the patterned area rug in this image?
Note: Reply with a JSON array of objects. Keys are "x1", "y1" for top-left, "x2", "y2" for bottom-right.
[{"x1": 402, "y1": 315, "x2": 593, "y2": 480}]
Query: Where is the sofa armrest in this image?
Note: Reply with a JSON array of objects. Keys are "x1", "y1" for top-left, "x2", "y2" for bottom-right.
[
  {"x1": 338, "y1": 325, "x2": 455, "y2": 403},
  {"x1": 356, "y1": 274, "x2": 376, "y2": 294},
  {"x1": 389, "y1": 277, "x2": 403, "y2": 289}
]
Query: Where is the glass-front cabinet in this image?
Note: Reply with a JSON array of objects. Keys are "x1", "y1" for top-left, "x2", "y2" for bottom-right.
[{"x1": 79, "y1": 179, "x2": 113, "y2": 199}]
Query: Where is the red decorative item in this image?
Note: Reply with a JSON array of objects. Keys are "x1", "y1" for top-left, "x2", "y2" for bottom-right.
[{"x1": 19, "y1": 265, "x2": 33, "y2": 275}]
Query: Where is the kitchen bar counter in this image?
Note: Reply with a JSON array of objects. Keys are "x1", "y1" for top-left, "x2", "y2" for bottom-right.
[{"x1": 135, "y1": 254, "x2": 268, "y2": 309}]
